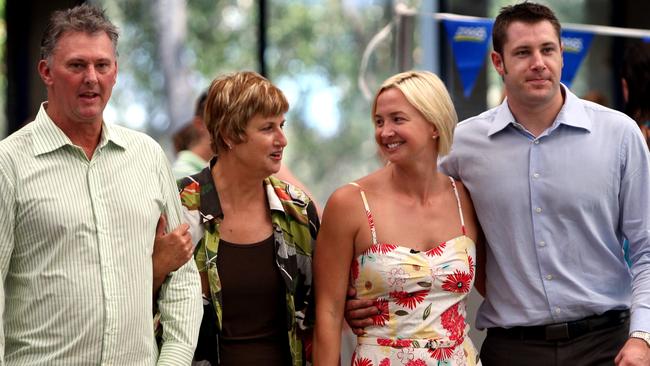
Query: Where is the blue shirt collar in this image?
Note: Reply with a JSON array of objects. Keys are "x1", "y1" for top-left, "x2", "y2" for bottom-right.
[{"x1": 487, "y1": 85, "x2": 592, "y2": 137}]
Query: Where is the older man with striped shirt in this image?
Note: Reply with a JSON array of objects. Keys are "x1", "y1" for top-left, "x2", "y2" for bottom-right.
[{"x1": 0, "y1": 4, "x2": 201, "y2": 365}]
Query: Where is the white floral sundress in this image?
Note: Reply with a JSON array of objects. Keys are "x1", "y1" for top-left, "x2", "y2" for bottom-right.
[{"x1": 349, "y1": 178, "x2": 481, "y2": 366}]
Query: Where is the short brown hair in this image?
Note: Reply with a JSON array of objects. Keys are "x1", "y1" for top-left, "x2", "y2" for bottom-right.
[
  {"x1": 492, "y1": 2, "x2": 561, "y2": 55},
  {"x1": 40, "y1": 4, "x2": 119, "y2": 61},
  {"x1": 204, "y1": 71, "x2": 289, "y2": 153}
]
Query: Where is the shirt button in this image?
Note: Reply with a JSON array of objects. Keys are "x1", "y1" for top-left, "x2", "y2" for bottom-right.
[
  {"x1": 545, "y1": 274, "x2": 553, "y2": 280},
  {"x1": 535, "y1": 207, "x2": 542, "y2": 213},
  {"x1": 534, "y1": 140, "x2": 540, "y2": 144},
  {"x1": 555, "y1": 307, "x2": 561, "y2": 314},
  {"x1": 539, "y1": 241, "x2": 546, "y2": 247},
  {"x1": 533, "y1": 173, "x2": 540, "y2": 179}
]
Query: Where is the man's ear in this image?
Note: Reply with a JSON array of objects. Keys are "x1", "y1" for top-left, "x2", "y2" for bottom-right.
[
  {"x1": 110, "y1": 60, "x2": 118, "y2": 87},
  {"x1": 38, "y1": 59, "x2": 53, "y2": 86},
  {"x1": 491, "y1": 51, "x2": 506, "y2": 76}
]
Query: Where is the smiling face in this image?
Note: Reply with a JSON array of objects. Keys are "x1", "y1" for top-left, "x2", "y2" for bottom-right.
[
  {"x1": 491, "y1": 20, "x2": 563, "y2": 110},
  {"x1": 374, "y1": 87, "x2": 436, "y2": 164},
  {"x1": 38, "y1": 31, "x2": 117, "y2": 129},
  {"x1": 228, "y1": 114, "x2": 287, "y2": 178}
]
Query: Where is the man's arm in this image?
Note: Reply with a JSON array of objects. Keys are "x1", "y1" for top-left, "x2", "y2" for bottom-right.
[
  {"x1": 155, "y1": 150, "x2": 202, "y2": 366},
  {"x1": 615, "y1": 124, "x2": 650, "y2": 366},
  {"x1": 0, "y1": 160, "x2": 16, "y2": 364}
]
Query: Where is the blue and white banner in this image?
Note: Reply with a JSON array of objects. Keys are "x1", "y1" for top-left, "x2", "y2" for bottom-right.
[
  {"x1": 560, "y1": 30, "x2": 594, "y2": 87},
  {"x1": 443, "y1": 19, "x2": 494, "y2": 98}
]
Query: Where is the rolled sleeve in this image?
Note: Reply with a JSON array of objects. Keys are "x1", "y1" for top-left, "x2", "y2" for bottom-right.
[{"x1": 156, "y1": 150, "x2": 202, "y2": 365}]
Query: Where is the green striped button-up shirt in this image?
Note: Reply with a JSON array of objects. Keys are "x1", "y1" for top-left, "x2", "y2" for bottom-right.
[{"x1": 0, "y1": 104, "x2": 202, "y2": 365}]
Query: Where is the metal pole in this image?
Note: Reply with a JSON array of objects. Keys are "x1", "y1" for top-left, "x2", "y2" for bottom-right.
[
  {"x1": 420, "y1": 0, "x2": 439, "y2": 74},
  {"x1": 258, "y1": 0, "x2": 267, "y2": 77}
]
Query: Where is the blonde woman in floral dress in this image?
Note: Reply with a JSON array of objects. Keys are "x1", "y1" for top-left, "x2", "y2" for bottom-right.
[{"x1": 314, "y1": 71, "x2": 483, "y2": 365}]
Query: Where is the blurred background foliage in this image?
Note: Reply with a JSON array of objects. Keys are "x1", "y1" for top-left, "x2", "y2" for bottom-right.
[
  {"x1": 99, "y1": 0, "x2": 404, "y2": 205},
  {"x1": 86, "y1": 0, "x2": 601, "y2": 205}
]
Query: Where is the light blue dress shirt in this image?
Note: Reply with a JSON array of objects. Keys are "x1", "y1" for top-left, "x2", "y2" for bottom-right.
[{"x1": 440, "y1": 87, "x2": 650, "y2": 332}]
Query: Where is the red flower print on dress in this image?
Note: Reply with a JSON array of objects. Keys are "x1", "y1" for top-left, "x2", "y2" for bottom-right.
[
  {"x1": 428, "y1": 345, "x2": 456, "y2": 361},
  {"x1": 372, "y1": 298, "x2": 390, "y2": 326},
  {"x1": 379, "y1": 358, "x2": 390, "y2": 366},
  {"x1": 376, "y1": 338, "x2": 412, "y2": 348},
  {"x1": 406, "y1": 359, "x2": 427, "y2": 366},
  {"x1": 377, "y1": 338, "x2": 392, "y2": 346},
  {"x1": 468, "y1": 254, "x2": 475, "y2": 277},
  {"x1": 370, "y1": 243, "x2": 398, "y2": 255},
  {"x1": 351, "y1": 258, "x2": 360, "y2": 281},
  {"x1": 440, "y1": 303, "x2": 466, "y2": 342},
  {"x1": 353, "y1": 357, "x2": 373, "y2": 366},
  {"x1": 425, "y1": 242, "x2": 446, "y2": 257},
  {"x1": 390, "y1": 290, "x2": 428, "y2": 310},
  {"x1": 441, "y1": 270, "x2": 472, "y2": 293},
  {"x1": 393, "y1": 339, "x2": 413, "y2": 348}
]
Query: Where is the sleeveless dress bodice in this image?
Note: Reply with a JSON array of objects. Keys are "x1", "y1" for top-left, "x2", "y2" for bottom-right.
[{"x1": 349, "y1": 178, "x2": 480, "y2": 365}]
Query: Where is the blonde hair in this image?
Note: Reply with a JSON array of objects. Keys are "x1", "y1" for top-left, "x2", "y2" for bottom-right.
[
  {"x1": 372, "y1": 70, "x2": 458, "y2": 156},
  {"x1": 204, "y1": 71, "x2": 289, "y2": 153}
]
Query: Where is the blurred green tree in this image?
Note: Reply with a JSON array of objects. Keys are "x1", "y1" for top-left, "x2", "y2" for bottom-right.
[{"x1": 100, "y1": 0, "x2": 397, "y2": 204}]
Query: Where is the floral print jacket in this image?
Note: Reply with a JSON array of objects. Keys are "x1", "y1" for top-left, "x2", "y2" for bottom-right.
[{"x1": 178, "y1": 162, "x2": 318, "y2": 365}]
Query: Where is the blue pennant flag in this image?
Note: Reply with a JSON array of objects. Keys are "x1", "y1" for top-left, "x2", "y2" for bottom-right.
[
  {"x1": 443, "y1": 19, "x2": 494, "y2": 98},
  {"x1": 560, "y1": 30, "x2": 594, "y2": 88}
]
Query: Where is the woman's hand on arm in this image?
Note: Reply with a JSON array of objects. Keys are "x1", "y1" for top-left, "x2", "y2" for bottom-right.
[{"x1": 152, "y1": 215, "x2": 193, "y2": 299}]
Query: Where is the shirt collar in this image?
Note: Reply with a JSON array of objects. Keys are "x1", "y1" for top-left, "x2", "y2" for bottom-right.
[
  {"x1": 195, "y1": 158, "x2": 223, "y2": 223},
  {"x1": 31, "y1": 102, "x2": 127, "y2": 157},
  {"x1": 487, "y1": 84, "x2": 592, "y2": 137}
]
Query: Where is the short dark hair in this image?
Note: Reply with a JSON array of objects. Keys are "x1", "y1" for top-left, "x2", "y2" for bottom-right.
[
  {"x1": 40, "y1": 4, "x2": 119, "y2": 61},
  {"x1": 622, "y1": 41, "x2": 650, "y2": 121},
  {"x1": 195, "y1": 90, "x2": 208, "y2": 117},
  {"x1": 492, "y1": 2, "x2": 561, "y2": 55},
  {"x1": 172, "y1": 122, "x2": 199, "y2": 153}
]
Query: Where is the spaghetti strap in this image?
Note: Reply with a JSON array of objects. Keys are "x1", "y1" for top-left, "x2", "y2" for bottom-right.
[
  {"x1": 448, "y1": 177, "x2": 467, "y2": 235},
  {"x1": 348, "y1": 182, "x2": 378, "y2": 246}
]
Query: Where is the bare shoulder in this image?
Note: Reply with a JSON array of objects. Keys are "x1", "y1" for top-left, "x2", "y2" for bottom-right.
[
  {"x1": 352, "y1": 168, "x2": 389, "y2": 191},
  {"x1": 323, "y1": 182, "x2": 364, "y2": 216}
]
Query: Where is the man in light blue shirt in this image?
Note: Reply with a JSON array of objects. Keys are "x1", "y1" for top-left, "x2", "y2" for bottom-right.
[{"x1": 439, "y1": 3, "x2": 650, "y2": 366}]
